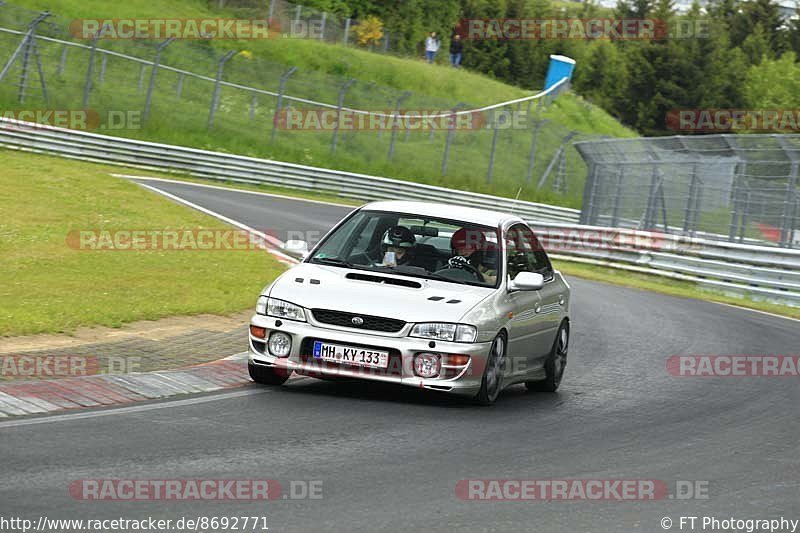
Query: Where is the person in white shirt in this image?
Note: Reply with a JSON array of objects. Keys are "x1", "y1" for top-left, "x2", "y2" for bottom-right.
[{"x1": 425, "y1": 31, "x2": 440, "y2": 63}]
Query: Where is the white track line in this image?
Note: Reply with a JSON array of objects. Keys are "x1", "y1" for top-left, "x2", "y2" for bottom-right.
[
  {"x1": 0, "y1": 389, "x2": 270, "y2": 429},
  {"x1": 715, "y1": 303, "x2": 800, "y2": 323},
  {"x1": 134, "y1": 181, "x2": 300, "y2": 265},
  {"x1": 113, "y1": 174, "x2": 356, "y2": 208}
]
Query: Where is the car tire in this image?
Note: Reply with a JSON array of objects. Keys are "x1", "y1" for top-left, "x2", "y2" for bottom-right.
[
  {"x1": 475, "y1": 333, "x2": 507, "y2": 406},
  {"x1": 526, "y1": 320, "x2": 568, "y2": 393},
  {"x1": 248, "y1": 361, "x2": 291, "y2": 386}
]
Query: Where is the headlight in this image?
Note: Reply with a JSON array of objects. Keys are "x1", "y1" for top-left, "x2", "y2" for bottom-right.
[
  {"x1": 410, "y1": 323, "x2": 477, "y2": 343},
  {"x1": 256, "y1": 295, "x2": 268, "y2": 315},
  {"x1": 267, "y1": 298, "x2": 306, "y2": 322}
]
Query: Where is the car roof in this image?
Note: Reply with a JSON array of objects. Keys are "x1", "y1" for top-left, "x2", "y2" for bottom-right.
[{"x1": 361, "y1": 201, "x2": 525, "y2": 228}]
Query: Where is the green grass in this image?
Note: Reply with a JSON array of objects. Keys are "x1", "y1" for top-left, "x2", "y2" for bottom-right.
[
  {"x1": 554, "y1": 260, "x2": 800, "y2": 320},
  {"x1": 1, "y1": 0, "x2": 635, "y2": 208},
  {"x1": 0, "y1": 149, "x2": 286, "y2": 337}
]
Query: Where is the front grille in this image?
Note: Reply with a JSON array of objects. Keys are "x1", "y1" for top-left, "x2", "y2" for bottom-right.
[{"x1": 311, "y1": 309, "x2": 406, "y2": 333}]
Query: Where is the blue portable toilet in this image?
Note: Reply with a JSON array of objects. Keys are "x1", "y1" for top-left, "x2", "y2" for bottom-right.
[{"x1": 544, "y1": 54, "x2": 576, "y2": 91}]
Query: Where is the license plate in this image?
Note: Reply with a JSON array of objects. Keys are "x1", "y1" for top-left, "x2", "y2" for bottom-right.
[{"x1": 312, "y1": 341, "x2": 389, "y2": 369}]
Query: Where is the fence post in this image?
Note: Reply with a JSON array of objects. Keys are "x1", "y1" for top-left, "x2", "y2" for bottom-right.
[
  {"x1": 682, "y1": 162, "x2": 698, "y2": 235},
  {"x1": 17, "y1": 28, "x2": 33, "y2": 103},
  {"x1": 176, "y1": 73, "x2": 184, "y2": 98},
  {"x1": 207, "y1": 50, "x2": 236, "y2": 130},
  {"x1": 98, "y1": 54, "x2": 107, "y2": 84},
  {"x1": 486, "y1": 108, "x2": 502, "y2": 183},
  {"x1": 538, "y1": 131, "x2": 578, "y2": 190},
  {"x1": 143, "y1": 37, "x2": 175, "y2": 124},
  {"x1": 343, "y1": 18, "x2": 351, "y2": 45},
  {"x1": 82, "y1": 26, "x2": 106, "y2": 108},
  {"x1": 57, "y1": 44, "x2": 68, "y2": 76},
  {"x1": 331, "y1": 78, "x2": 355, "y2": 153},
  {"x1": 525, "y1": 99, "x2": 545, "y2": 183},
  {"x1": 250, "y1": 93, "x2": 258, "y2": 120},
  {"x1": 610, "y1": 167, "x2": 624, "y2": 226},
  {"x1": 0, "y1": 12, "x2": 49, "y2": 102},
  {"x1": 739, "y1": 189, "x2": 751, "y2": 242},
  {"x1": 137, "y1": 63, "x2": 147, "y2": 94},
  {"x1": 776, "y1": 136, "x2": 799, "y2": 248},
  {"x1": 387, "y1": 91, "x2": 411, "y2": 161},
  {"x1": 580, "y1": 163, "x2": 599, "y2": 225},
  {"x1": 271, "y1": 66, "x2": 297, "y2": 143},
  {"x1": 441, "y1": 103, "x2": 465, "y2": 176}
]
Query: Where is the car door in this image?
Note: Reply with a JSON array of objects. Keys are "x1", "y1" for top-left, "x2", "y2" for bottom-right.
[
  {"x1": 517, "y1": 224, "x2": 563, "y2": 354},
  {"x1": 503, "y1": 223, "x2": 546, "y2": 377}
]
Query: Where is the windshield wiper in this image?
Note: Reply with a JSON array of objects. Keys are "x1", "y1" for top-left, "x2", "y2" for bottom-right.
[
  {"x1": 311, "y1": 257, "x2": 355, "y2": 268},
  {"x1": 377, "y1": 264, "x2": 471, "y2": 285}
]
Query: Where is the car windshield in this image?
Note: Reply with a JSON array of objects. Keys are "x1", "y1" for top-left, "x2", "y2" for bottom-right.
[{"x1": 308, "y1": 210, "x2": 501, "y2": 288}]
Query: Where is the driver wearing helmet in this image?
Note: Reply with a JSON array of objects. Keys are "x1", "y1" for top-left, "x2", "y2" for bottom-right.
[
  {"x1": 381, "y1": 225, "x2": 417, "y2": 266},
  {"x1": 450, "y1": 227, "x2": 497, "y2": 284}
]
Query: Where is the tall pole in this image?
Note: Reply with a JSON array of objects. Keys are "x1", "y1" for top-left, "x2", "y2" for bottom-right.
[
  {"x1": 271, "y1": 66, "x2": 297, "y2": 143},
  {"x1": 207, "y1": 51, "x2": 236, "y2": 130},
  {"x1": 331, "y1": 78, "x2": 355, "y2": 154},
  {"x1": 143, "y1": 37, "x2": 175, "y2": 123}
]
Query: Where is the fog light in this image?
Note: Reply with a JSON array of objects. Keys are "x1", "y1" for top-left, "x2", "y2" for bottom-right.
[
  {"x1": 249, "y1": 325, "x2": 267, "y2": 339},
  {"x1": 268, "y1": 331, "x2": 292, "y2": 357},
  {"x1": 414, "y1": 353, "x2": 441, "y2": 378}
]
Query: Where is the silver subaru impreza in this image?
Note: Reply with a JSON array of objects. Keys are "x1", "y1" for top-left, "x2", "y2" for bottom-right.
[{"x1": 248, "y1": 201, "x2": 570, "y2": 405}]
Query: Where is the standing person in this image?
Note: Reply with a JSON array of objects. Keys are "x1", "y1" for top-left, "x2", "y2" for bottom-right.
[
  {"x1": 425, "y1": 31, "x2": 440, "y2": 63},
  {"x1": 449, "y1": 34, "x2": 463, "y2": 67}
]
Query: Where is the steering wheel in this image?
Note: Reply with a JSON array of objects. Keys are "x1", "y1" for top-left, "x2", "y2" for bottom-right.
[{"x1": 434, "y1": 256, "x2": 485, "y2": 283}]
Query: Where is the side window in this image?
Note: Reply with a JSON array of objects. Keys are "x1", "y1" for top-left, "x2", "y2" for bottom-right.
[{"x1": 505, "y1": 224, "x2": 553, "y2": 281}]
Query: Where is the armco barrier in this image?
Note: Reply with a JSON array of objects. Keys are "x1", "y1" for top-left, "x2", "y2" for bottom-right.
[
  {"x1": 1, "y1": 118, "x2": 798, "y2": 307},
  {"x1": 528, "y1": 222, "x2": 800, "y2": 306},
  {"x1": 0, "y1": 117, "x2": 580, "y2": 223}
]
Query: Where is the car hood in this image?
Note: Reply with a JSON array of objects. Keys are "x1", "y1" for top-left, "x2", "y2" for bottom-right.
[{"x1": 268, "y1": 263, "x2": 495, "y2": 323}]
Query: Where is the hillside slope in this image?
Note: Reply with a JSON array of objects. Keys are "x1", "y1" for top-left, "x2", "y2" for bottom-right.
[{"x1": 2, "y1": 0, "x2": 634, "y2": 206}]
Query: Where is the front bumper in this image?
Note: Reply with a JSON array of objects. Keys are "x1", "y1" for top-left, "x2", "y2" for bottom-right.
[{"x1": 248, "y1": 313, "x2": 492, "y2": 397}]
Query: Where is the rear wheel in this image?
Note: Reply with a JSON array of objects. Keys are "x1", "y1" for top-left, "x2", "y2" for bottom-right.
[
  {"x1": 475, "y1": 334, "x2": 506, "y2": 406},
  {"x1": 248, "y1": 361, "x2": 291, "y2": 386},
  {"x1": 526, "y1": 320, "x2": 568, "y2": 393}
]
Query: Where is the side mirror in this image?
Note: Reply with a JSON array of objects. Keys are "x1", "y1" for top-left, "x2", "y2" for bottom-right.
[
  {"x1": 283, "y1": 239, "x2": 310, "y2": 259},
  {"x1": 508, "y1": 271, "x2": 545, "y2": 291}
]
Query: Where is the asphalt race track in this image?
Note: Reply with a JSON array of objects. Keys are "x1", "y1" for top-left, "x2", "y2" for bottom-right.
[{"x1": 1, "y1": 179, "x2": 798, "y2": 533}]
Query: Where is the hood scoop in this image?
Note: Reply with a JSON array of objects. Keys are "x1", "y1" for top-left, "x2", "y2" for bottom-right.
[{"x1": 345, "y1": 272, "x2": 422, "y2": 289}]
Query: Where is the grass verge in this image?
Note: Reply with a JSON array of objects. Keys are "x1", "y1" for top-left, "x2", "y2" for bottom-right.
[{"x1": 0, "y1": 149, "x2": 286, "y2": 337}]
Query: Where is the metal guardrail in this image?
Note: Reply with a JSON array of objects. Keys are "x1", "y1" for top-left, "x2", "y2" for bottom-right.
[
  {"x1": 0, "y1": 117, "x2": 581, "y2": 223},
  {"x1": 1, "y1": 117, "x2": 798, "y2": 307},
  {"x1": 528, "y1": 222, "x2": 800, "y2": 306}
]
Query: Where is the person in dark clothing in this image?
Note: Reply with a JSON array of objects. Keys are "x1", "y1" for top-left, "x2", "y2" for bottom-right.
[{"x1": 449, "y1": 34, "x2": 463, "y2": 67}]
